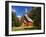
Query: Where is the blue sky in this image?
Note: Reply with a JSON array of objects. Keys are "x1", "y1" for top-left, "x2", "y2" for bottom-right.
[{"x1": 12, "y1": 6, "x2": 32, "y2": 17}]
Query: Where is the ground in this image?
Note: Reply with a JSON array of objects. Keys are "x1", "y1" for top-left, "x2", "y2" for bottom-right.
[{"x1": 12, "y1": 23, "x2": 33, "y2": 31}]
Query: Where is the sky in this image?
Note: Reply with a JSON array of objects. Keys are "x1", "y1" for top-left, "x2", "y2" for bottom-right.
[{"x1": 12, "y1": 6, "x2": 32, "y2": 17}]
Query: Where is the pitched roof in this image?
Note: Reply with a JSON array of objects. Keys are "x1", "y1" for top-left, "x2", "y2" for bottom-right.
[{"x1": 25, "y1": 14, "x2": 33, "y2": 22}]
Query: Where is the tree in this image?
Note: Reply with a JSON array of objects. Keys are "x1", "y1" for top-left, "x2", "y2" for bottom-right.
[
  {"x1": 12, "y1": 12, "x2": 16, "y2": 27},
  {"x1": 28, "y1": 7, "x2": 41, "y2": 29},
  {"x1": 12, "y1": 12, "x2": 22, "y2": 27}
]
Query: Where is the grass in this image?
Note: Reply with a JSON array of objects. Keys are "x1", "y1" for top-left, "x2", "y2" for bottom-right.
[{"x1": 12, "y1": 25, "x2": 41, "y2": 31}]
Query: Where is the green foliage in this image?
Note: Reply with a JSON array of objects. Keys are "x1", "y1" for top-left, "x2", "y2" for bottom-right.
[
  {"x1": 28, "y1": 7, "x2": 41, "y2": 28},
  {"x1": 12, "y1": 12, "x2": 22, "y2": 27},
  {"x1": 12, "y1": 12, "x2": 16, "y2": 26},
  {"x1": 15, "y1": 22, "x2": 22, "y2": 27}
]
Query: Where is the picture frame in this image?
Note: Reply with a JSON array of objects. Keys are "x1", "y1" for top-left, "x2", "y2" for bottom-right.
[{"x1": 5, "y1": 1, "x2": 45, "y2": 36}]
